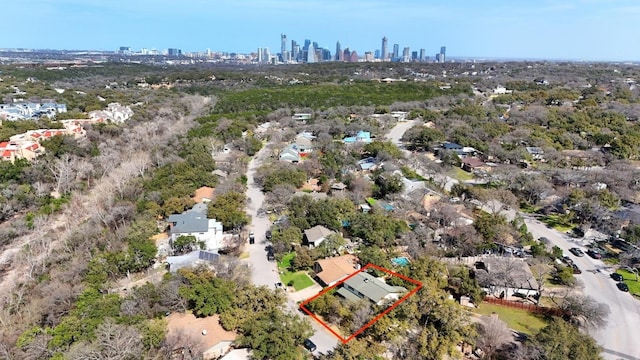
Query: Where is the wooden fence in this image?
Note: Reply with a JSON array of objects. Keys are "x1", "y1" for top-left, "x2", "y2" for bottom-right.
[{"x1": 483, "y1": 297, "x2": 564, "y2": 317}]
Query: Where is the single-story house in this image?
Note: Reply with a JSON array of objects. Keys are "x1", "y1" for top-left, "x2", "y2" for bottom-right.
[
  {"x1": 461, "y1": 157, "x2": 491, "y2": 173},
  {"x1": 336, "y1": 271, "x2": 407, "y2": 305},
  {"x1": 525, "y1": 147, "x2": 545, "y2": 161},
  {"x1": 474, "y1": 257, "x2": 539, "y2": 298},
  {"x1": 166, "y1": 313, "x2": 236, "y2": 360},
  {"x1": 278, "y1": 144, "x2": 301, "y2": 163},
  {"x1": 344, "y1": 131, "x2": 372, "y2": 144},
  {"x1": 358, "y1": 157, "x2": 378, "y2": 171},
  {"x1": 167, "y1": 204, "x2": 224, "y2": 251},
  {"x1": 313, "y1": 254, "x2": 360, "y2": 287},
  {"x1": 294, "y1": 131, "x2": 315, "y2": 154},
  {"x1": 166, "y1": 249, "x2": 220, "y2": 273},
  {"x1": 193, "y1": 186, "x2": 216, "y2": 203},
  {"x1": 304, "y1": 225, "x2": 335, "y2": 247}
]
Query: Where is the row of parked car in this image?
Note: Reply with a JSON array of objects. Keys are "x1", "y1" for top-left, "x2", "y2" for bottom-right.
[{"x1": 567, "y1": 247, "x2": 629, "y2": 291}]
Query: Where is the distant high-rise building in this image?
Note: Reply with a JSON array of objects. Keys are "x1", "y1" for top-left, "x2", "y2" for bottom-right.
[
  {"x1": 349, "y1": 50, "x2": 358, "y2": 63},
  {"x1": 393, "y1": 44, "x2": 399, "y2": 60},
  {"x1": 336, "y1": 41, "x2": 342, "y2": 61},
  {"x1": 257, "y1": 47, "x2": 263, "y2": 63},
  {"x1": 419, "y1": 48, "x2": 426, "y2": 61},
  {"x1": 411, "y1": 51, "x2": 418, "y2": 61},
  {"x1": 381, "y1": 36, "x2": 388, "y2": 61},
  {"x1": 307, "y1": 42, "x2": 316, "y2": 63},
  {"x1": 343, "y1": 48, "x2": 351, "y2": 61},
  {"x1": 364, "y1": 51, "x2": 374, "y2": 62},
  {"x1": 280, "y1": 34, "x2": 288, "y2": 62},
  {"x1": 262, "y1": 48, "x2": 270, "y2": 63},
  {"x1": 440, "y1": 46, "x2": 446, "y2": 63},
  {"x1": 402, "y1": 47, "x2": 410, "y2": 62},
  {"x1": 435, "y1": 53, "x2": 441, "y2": 63},
  {"x1": 374, "y1": 50, "x2": 381, "y2": 59},
  {"x1": 291, "y1": 40, "x2": 300, "y2": 62},
  {"x1": 281, "y1": 34, "x2": 287, "y2": 54}
]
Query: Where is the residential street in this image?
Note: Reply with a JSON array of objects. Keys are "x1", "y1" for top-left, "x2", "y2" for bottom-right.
[
  {"x1": 244, "y1": 142, "x2": 339, "y2": 355},
  {"x1": 524, "y1": 217, "x2": 640, "y2": 360}
]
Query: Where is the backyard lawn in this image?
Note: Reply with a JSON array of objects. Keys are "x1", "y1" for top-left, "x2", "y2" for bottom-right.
[
  {"x1": 278, "y1": 252, "x2": 314, "y2": 291},
  {"x1": 617, "y1": 269, "x2": 640, "y2": 296},
  {"x1": 473, "y1": 303, "x2": 548, "y2": 336},
  {"x1": 453, "y1": 167, "x2": 474, "y2": 182}
]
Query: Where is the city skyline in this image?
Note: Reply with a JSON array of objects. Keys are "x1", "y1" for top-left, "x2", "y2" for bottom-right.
[{"x1": 2, "y1": 0, "x2": 639, "y2": 61}]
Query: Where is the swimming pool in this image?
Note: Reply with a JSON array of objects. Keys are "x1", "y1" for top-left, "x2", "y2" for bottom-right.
[{"x1": 392, "y1": 257, "x2": 410, "y2": 266}]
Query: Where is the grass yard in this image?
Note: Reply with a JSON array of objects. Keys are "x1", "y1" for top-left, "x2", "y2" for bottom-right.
[
  {"x1": 453, "y1": 167, "x2": 474, "y2": 182},
  {"x1": 278, "y1": 252, "x2": 295, "y2": 270},
  {"x1": 617, "y1": 269, "x2": 640, "y2": 296},
  {"x1": 473, "y1": 303, "x2": 548, "y2": 336},
  {"x1": 540, "y1": 214, "x2": 574, "y2": 232},
  {"x1": 280, "y1": 270, "x2": 314, "y2": 291}
]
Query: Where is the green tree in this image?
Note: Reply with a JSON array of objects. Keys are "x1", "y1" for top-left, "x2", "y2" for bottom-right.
[
  {"x1": 533, "y1": 318, "x2": 603, "y2": 360},
  {"x1": 207, "y1": 191, "x2": 249, "y2": 230},
  {"x1": 173, "y1": 235, "x2": 204, "y2": 254},
  {"x1": 178, "y1": 268, "x2": 235, "y2": 317},
  {"x1": 236, "y1": 309, "x2": 312, "y2": 360},
  {"x1": 363, "y1": 141, "x2": 404, "y2": 159},
  {"x1": 350, "y1": 212, "x2": 408, "y2": 247}
]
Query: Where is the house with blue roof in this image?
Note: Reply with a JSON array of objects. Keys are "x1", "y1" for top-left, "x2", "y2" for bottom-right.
[{"x1": 343, "y1": 131, "x2": 372, "y2": 144}]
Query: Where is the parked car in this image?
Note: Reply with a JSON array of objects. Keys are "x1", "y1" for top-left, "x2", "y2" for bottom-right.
[
  {"x1": 249, "y1": 232, "x2": 255, "y2": 244},
  {"x1": 572, "y1": 264, "x2": 582, "y2": 274},
  {"x1": 562, "y1": 256, "x2": 574, "y2": 266},
  {"x1": 587, "y1": 249, "x2": 602, "y2": 259},
  {"x1": 617, "y1": 282, "x2": 629, "y2": 292},
  {"x1": 303, "y1": 338, "x2": 317, "y2": 352},
  {"x1": 569, "y1": 248, "x2": 585, "y2": 257},
  {"x1": 265, "y1": 230, "x2": 272, "y2": 240},
  {"x1": 267, "y1": 251, "x2": 275, "y2": 261},
  {"x1": 611, "y1": 273, "x2": 624, "y2": 282}
]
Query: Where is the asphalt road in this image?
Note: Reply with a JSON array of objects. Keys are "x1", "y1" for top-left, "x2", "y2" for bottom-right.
[
  {"x1": 486, "y1": 202, "x2": 640, "y2": 360},
  {"x1": 524, "y1": 218, "x2": 640, "y2": 360},
  {"x1": 245, "y1": 143, "x2": 339, "y2": 355}
]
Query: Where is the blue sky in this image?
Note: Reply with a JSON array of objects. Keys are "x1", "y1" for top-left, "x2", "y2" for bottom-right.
[{"x1": 2, "y1": 0, "x2": 639, "y2": 61}]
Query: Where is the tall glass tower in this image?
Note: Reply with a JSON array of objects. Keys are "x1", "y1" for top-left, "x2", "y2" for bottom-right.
[{"x1": 381, "y1": 36, "x2": 388, "y2": 60}]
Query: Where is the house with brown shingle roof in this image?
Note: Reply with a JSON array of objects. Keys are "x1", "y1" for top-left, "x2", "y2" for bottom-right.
[
  {"x1": 313, "y1": 254, "x2": 360, "y2": 286},
  {"x1": 166, "y1": 313, "x2": 237, "y2": 360}
]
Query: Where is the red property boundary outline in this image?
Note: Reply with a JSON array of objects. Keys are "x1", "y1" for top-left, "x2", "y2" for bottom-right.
[{"x1": 299, "y1": 263, "x2": 423, "y2": 344}]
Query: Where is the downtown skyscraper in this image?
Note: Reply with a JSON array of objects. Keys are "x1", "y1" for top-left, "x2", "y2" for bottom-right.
[{"x1": 381, "y1": 36, "x2": 388, "y2": 60}]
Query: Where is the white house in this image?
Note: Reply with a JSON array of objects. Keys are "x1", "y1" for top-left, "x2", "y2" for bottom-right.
[{"x1": 167, "y1": 204, "x2": 224, "y2": 251}]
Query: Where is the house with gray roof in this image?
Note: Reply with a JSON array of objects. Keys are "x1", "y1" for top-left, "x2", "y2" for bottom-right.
[
  {"x1": 278, "y1": 144, "x2": 301, "y2": 163},
  {"x1": 303, "y1": 225, "x2": 335, "y2": 247},
  {"x1": 167, "y1": 204, "x2": 224, "y2": 252},
  {"x1": 337, "y1": 272, "x2": 407, "y2": 305}
]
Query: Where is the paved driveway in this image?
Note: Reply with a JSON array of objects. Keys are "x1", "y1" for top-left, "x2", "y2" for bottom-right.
[{"x1": 244, "y1": 143, "x2": 339, "y2": 355}]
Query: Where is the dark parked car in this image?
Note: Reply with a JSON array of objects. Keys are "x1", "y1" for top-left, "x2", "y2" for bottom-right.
[
  {"x1": 303, "y1": 338, "x2": 317, "y2": 352},
  {"x1": 265, "y1": 230, "x2": 272, "y2": 240},
  {"x1": 562, "y1": 256, "x2": 574, "y2": 266},
  {"x1": 572, "y1": 264, "x2": 582, "y2": 274},
  {"x1": 569, "y1": 247, "x2": 585, "y2": 257},
  {"x1": 267, "y1": 251, "x2": 275, "y2": 261},
  {"x1": 587, "y1": 249, "x2": 602, "y2": 259},
  {"x1": 617, "y1": 282, "x2": 629, "y2": 292},
  {"x1": 249, "y1": 232, "x2": 255, "y2": 244},
  {"x1": 611, "y1": 273, "x2": 624, "y2": 282}
]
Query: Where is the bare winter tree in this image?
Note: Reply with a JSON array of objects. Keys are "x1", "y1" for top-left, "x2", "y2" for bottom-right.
[
  {"x1": 476, "y1": 314, "x2": 513, "y2": 360},
  {"x1": 48, "y1": 154, "x2": 76, "y2": 195},
  {"x1": 554, "y1": 293, "x2": 610, "y2": 330},
  {"x1": 65, "y1": 319, "x2": 143, "y2": 360}
]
